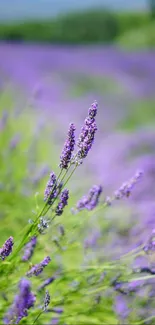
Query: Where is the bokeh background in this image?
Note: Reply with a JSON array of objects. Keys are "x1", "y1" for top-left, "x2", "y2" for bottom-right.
[{"x1": 0, "y1": 0, "x2": 155, "y2": 323}]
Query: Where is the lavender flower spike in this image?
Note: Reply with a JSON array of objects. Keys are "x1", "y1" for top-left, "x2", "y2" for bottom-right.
[
  {"x1": 114, "y1": 169, "x2": 143, "y2": 200},
  {"x1": 43, "y1": 290, "x2": 50, "y2": 311},
  {"x1": 77, "y1": 101, "x2": 98, "y2": 160},
  {"x1": 88, "y1": 100, "x2": 98, "y2": 118},
  {"x1": 38, "y1": 277, "x2": 56, "y2": 291},
  {"x1": 0, "y1": 236, "x2": 14, "y2": 260},
  {"x1": 55, "y1": 189, "x2": 69, "y2": 216},
  {"x1": 76, "y1": 185, "x2": 102, "y2": 211},
  {"x1": 27, "y1": 256, "x2": 51, "y2": 277},
  {"x1": 44, "y1": 172, "x2": 57, "y2": 204},
  {"x1": 59, "y1": 123, "x2": 76, "y2": 169},
  {"x1": 22, "y1": 236, "x2": 37, "y2": 262},
  {"x1": 4, "y1": 278, "x2": 35, "y2": 324}
]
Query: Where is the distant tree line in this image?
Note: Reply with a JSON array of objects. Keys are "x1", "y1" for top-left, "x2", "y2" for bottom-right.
[{"x1": 0, "y1": 9, "x2": 152, "y2": 45}]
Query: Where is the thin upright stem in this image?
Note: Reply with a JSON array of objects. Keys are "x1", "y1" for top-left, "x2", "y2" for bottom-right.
[{"x1": 33, "y1": 311, "x2": 43, "y2": 324}]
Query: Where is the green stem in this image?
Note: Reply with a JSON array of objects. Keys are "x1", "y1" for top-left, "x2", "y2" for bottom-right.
[
  {"x1": 62, "y1": 163, "x2": 78, "y2": 189},
  {"x1": 33, "y1": 311, "x2": 43, "y2": 324}
]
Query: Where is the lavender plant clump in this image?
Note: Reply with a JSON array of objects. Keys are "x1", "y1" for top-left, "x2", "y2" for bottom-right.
[
  {"x1": 4, "y1": 278, "x2": 35, "y2": 324},
  {"x1": 0, "y1": 236, "x2": 14, "y2": 260},
  {"x1": 26, "y1": 256, "x2": 51, "y2": 277}
]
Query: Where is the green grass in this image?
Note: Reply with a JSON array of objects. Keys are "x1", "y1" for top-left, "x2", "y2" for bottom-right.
[
  {"x1": 68, "y1": 74, "x2": 124, "y2": 98},
  {"x1": 119, "y1": 99, "x2": 155, "y2": 131},
  {"x1": 117, "y1": 21, "x2": 155, "y2": 49}
]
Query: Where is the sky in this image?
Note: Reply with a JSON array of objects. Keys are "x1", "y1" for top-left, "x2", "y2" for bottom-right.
[{"x1": 0, "y1": 0, "x2": 148, "y2": 22}]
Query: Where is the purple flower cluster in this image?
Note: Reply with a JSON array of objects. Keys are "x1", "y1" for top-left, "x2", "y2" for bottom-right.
[
  {"x1": 76, "y1": 185, "x2": 102, "y2": 211},
  {"x1": 22, "y1": 236, "x2": 37, "y2": 262},
  {"x1": 44, "y1": 172, "x2": 57, "y2": 204},
  {"x1": 26, "y1": 256, "x2": 51, "y2": 277},
  {"x1": 114, "y1": 170, "x2": 143, "y2": 200},
  {"x1": 0, "y1": 236, "x2": 14, "y2": 260},
  {"x1": 77, "y1": 101, "x2": 98, "y2": 160},
  {"x1": 55, "y1": 189, "x2": 69, "y2": 216},
  {"x1": 59, "y1": 123, "x2": 76, "y2": 169},
  {"x1": 4, "y1": 278, "x2": 35, "y2": 324}
]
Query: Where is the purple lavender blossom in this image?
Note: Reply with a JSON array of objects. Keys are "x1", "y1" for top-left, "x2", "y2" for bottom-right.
[
  {"x1": 55, "y1": 189, "x2": 69, "y2": 216},
  {"x1": 43, "y1": 290, "x2": 50, "y2": 311},
  {"x1": 38, "y1": 277, "x2": 56, "y2": 291},
  {"x1": 50, "y1": 307, "x2": 64, "y2": 314},
  {"x1": 0, "y1": 236, "x2": 14, "y2": 260},
  {"x1": 144, "y1": 229, "x2": 155, "y2": 254},
  {"x1": 4, "y1": 278, "x2": 35, "y2": 324},
  {"x1": 87, "y1": 185, "x2": 102, "y2": 210},
  {"x1": 22, "y1": 236, "x2": 37, "y2": 262},
  {"x1": 76, "y1": 185, "x2": 102, "y2": 211},
  {"x1": 44, "y1": 172, "x2": 57, "y2": 204},
  {"x1": 88, "y1": 100, "x2": 98, "y2": 118},
  {"x1": 77, "y1": 101, "x2": 98, "y2": 160},
  {"x1": 26, "y1": 256, "x2": 51, "y2": 277},
  {"x1": 114, "y1": 170, "x2": 143, "y2": 200},
  {"x1": 59, "y1": 123, "x2": 75, "y2": 169}
]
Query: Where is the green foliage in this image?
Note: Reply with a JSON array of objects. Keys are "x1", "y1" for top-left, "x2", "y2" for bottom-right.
[
  {"x1": 117, "y1": 20, "x2": 155, "y2": 49},
  {"x1": 0, "y1": 10, "x2": 119, "y2": 44},
  {"x1": 0, "y1": 9, "x2": 151, "y2": 47},
  {"x1": 119, "y1": 99, "x2": 155, "y2": 131},
  {"x1": 116, "y1": 11, "x2": 150, "y2": 34}
]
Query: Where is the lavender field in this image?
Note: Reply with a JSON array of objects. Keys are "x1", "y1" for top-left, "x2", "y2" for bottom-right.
[{"x1": 0, "y1": 43, "x2": 155, "y2": 324}]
